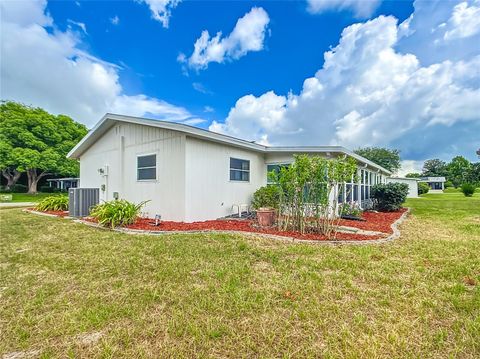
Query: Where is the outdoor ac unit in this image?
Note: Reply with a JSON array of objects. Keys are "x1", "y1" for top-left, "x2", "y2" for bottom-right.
[{"x1": 69, "y1": 188, "x2": 100, "y2": 217}]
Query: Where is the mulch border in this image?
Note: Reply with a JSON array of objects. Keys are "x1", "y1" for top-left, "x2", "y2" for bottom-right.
[{"x1": 23, "y1": 208, "x2": 410, "y2": 246}]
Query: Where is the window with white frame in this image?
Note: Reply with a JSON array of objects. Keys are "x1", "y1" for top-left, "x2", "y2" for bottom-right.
[
  {"x1": 230, "y1": 158, "x2": 250, "y2": 181},
  {"x1": 137, "y1": 154, "x2": 156, "y2": 180}
]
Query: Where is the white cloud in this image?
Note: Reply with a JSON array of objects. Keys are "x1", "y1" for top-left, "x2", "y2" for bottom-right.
[
  {"x1": 192, "y1": 82, "x2": 212, "y2": 95},
  {"x1": 67, "y1": 19, "x2": 87, "y2": 34},
  {"x1": 203, "y1": 106, "x2": 214, "y2": 113},
  {"x1": 306, "y1": 0, "x2": 382, "y2": 18},
  {"x1": 110, "y1": 15, "x2": 120, "y2": 25},
  {"x1": 397, "y1": 0, "x2": 480, "y2": 65},
  {"x1": 136, "y1": 0, "x2": 180, "y2": 28},
  {"x1": 0, "y1": 0, "x2": 199, "y2": 127},
  {"x1": 397, "y1": 160, "x2": 423, "y2": 177},
  {"x1": 444, "y1": 1, "x2": 480, "y2": 40},
  {"x1": 179, "y1": 7, "x2": 270, "y2": 71},
  {"x1": 210, "y1": 8, "x2": 480, "y2": 163}
]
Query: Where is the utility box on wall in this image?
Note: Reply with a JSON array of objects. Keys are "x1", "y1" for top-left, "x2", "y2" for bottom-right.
[{"x1": 69, "y1": 188, "x2": 100, "y2": 217}]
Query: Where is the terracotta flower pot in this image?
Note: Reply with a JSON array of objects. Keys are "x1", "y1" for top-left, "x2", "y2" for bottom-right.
[{"x1": 256, "y1": 207, "x2": 276, "y2": 227}]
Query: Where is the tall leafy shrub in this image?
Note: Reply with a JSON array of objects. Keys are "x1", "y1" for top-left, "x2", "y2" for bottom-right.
[
  {"x1": 90, "y1": 199, "x2": 148, "y2": 228},
  {"x1": 36, "y1": 195, "x2": 69, "y2": 211},
  {"x1": 460, "y1": 183, "x2": 476, "y2": 197},
  {"x1": 270, "y1": 155, "x2": 357, "y2": 237},
  {"x1": 371, "y1": 183, "x2": 408, "y2": 211}
]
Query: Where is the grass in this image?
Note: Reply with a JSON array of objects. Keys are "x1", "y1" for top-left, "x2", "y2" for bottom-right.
[
  {"x1": 1, "y1": 193, "x2": 479, "y2": 357},
  {"x1": 0, "y1": 192, "x2": 64, "y2": 203}
]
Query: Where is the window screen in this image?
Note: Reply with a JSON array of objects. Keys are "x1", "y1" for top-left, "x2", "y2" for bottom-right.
[
  {"x1": 137, "y1": 154, "x2": 156, "y2": 180},
  {"x1": 230, "y1": 158, "x2": 250, "y2": 181}
]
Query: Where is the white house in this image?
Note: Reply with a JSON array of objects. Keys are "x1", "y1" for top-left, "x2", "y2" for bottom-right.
[
  {"x1": 418, "y1": 176, "x2": 446, "y2": 192},
  {"x1": 67, "y1": 114, "x2": 391, "y2": 222},
  {"x1": 386, "y1": 177, "x2": 419, "y2": 198}
]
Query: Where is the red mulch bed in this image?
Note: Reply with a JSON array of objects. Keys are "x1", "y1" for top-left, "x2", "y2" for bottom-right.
[
  {"x1": 29, "y1": 208, "x2": 69, "y2": 217},
  {"x1": 125, "y1": 217, "x2": 381, "y2": 241},
  {"x1": 43, "y1": 208, "x2": 407, "y2": 242},
  {"x1": 338, "y1": 208, "x2": 408, "y2": 233}
]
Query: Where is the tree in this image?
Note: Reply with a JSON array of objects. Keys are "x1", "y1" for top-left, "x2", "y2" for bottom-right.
[
  {"x1": 446, "y1": 156, "x2": 472, "y2": 187},
  {"x1": 0, "y1": 141, "x2": 21, "y2": 189},
  {"x1": 405, "y1": 172, "x2": 421, "y2": 178},
  {"x1": 354, "y1": 147, "x2": 401, "y2": 173},
  {"x1": 465, "y1": 162, "x2": 480, "y2": 185},
  {"x1": 0, "y1": 101, "x2": 87, "y2": 193},
  {"x1": 422, "y1": 159, "x2": 447, "y2": 177}
]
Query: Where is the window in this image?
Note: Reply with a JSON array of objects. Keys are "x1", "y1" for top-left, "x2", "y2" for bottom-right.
[
  {"x1": 230, "y1": 158, "x2": 250, "y2": 181},
  {"x1": 267, "y1": 163, "x2": 290, "y2": 183},
  {"x1": 137, "y1": 154, "x2": 156, "y2": 180}
]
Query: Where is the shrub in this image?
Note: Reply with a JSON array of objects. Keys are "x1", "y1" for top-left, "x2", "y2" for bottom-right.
[
  {"x1": 40, "y1": 185, "x2": 55, "y2": 193},
  {"x1": 36, "y1": 195, "x2": 69, "y2": 211},
  {"x1": 1, "y1": 184, "x2": 28, "y2": 193},
  {"x1": 418, "y1": 182, "x2": 430, "y2": 195},
  {"x1": 444, "y1": 180, "x2": 453, "y2": 188},
  {"x1": 460, "y1": 183, "x2": 476, "y2": 197},
  {"x1": 339, "y1": 202, "x2": 362, "y2": 217},
  {"x1": 90, "y1": 199, "x2": 148, "y2": 228},
  {"x1": 371, "y1": 183, "x2": 409, "y2": 212},
  {"x1": 252, "y1": 185, "x2": 281, "y2": 210}
]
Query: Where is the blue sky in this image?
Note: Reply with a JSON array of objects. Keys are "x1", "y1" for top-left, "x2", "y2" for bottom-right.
[
  {"x1": 46, "y1": 0, "x2": 414, "y2": 122},
  {"x1": 1, "y1": 0, "x2": 479, "y2": 174}
]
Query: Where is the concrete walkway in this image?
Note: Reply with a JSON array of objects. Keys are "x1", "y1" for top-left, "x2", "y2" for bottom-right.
[{"x1": 0, "y1": 202, "x2": 35, "y2": 208}]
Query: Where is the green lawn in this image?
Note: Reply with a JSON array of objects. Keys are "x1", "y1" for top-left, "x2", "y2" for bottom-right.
[
  {"x1": 1, "y1": 193, "x2": 479, "y2": 357},
  {"x1": 0, "y1": 192, "x2": 64, "y2": 203}
]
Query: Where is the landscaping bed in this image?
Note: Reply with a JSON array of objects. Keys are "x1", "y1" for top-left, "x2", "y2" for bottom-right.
[
  {"x1": 30, "y1": 207, "x2": 407, "y2": 241},
  {"x1": 338, "y1": 208, "x2": 408, "y2": 233},
  {"x1": 79, "y1": 208, "x2": 408, "y2": 241}
]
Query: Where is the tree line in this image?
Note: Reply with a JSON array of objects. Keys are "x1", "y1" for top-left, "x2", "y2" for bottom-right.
[
  {"x1": 0, "y1": 101, "x2": 87, "y2": 193},
  {"x1": 353, "y1": 147, "x2": 479, "y2": 188}
]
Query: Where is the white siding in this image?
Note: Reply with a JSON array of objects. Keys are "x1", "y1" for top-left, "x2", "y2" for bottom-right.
[
  {"x1": 79, "y1": 123, "x2": 186, "y2": 220},
  {"x1": 184, "y1": 137, "x2": 266, "y2": 222},
  {"x1": 386, "y1": 177, "x2": 419, "y2": 198}
]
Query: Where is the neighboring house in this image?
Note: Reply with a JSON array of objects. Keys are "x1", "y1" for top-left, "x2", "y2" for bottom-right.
[
  {"x1": 386, "y1": 177, "x2": 419, "y2": 198},
  {"x1": 46, "y1": 177, "x2": 79, "y2": 191},
  {"x1": 67, "y1": 114, "x2": 391, "y2": 222},
  {"x1": 418, "y1": 177, "x2": 446, "y2": 192}
]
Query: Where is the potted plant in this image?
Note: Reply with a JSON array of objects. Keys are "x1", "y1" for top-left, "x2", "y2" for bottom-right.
[{"x1": 252, "y1": 185, "x2": 280, "y2": 227}]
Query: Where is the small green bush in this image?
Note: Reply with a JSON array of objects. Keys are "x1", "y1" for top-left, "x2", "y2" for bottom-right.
[
  {"x1": 0, "y1": 184, "x2": 28, "y2": 193},
  {"x1": 371, "y1": 183, "x2": 409, "y2": 211},
  {"x1": 418, "y1": 182, "x2": 430, "y2": 195},
  {"x1": 460, "y1": 183, "x2": 476, "y2": 197},
  {"x1": 90, "y1": 199, "x2": 148, "y2": 228},
  {"x1": 444, "y1": 180, "x2": 453, "y2": 188},
  {"x1": 36, "y1": 195, "x2": 69, "y2": 211},
  {"x1": 339, "y1": 202, "x2": 362, "y2": 217},
  {"x1": 252, "y1": 185, "x2": 281, "y2": 209}
]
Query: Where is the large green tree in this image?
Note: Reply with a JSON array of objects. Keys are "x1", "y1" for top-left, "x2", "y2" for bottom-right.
[
  {"x1": 354, "y1": 147, "x2": 401, "y2": 173},
  {"x1": 422, "y1": 159, "x2": 447, "y2": 177},
  {"x1": 0, "y1": 101, "x2": 87, "y2": 193},
  {"x1": 447, "y1": 156, "x2": 472, "y2": 187}
]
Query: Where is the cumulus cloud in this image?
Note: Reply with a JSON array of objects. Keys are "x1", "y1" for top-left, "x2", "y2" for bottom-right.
[
  {"x1": 0, "y1": 0, "x2": 198, "y2": 127},
  {"x1": 443, "y1": 0, "x2": 480, "y2": 40},
  {"x1": 210, "y1": 3, "x2": 480, "y2": 163},
  {"x1": 306, "y1": 0, "x2": 382, "y2": 18},
  {"x1": 136, "y1": 0, "x2": 180, "y2": 28},
  {"x1": 179, "y1": 7, "x2": 270, "y2": 71}
]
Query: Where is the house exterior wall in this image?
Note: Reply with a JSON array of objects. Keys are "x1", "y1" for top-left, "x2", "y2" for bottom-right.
[
  {"x1": 386, "y1": 177, "x2": 419, "y2": 198},
  {"x1": 79, "y1": 123, "x2": 186, "y2": 220},
  {"x1": 184, "y1": 137, "x2": 266, "y2": 222}
]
